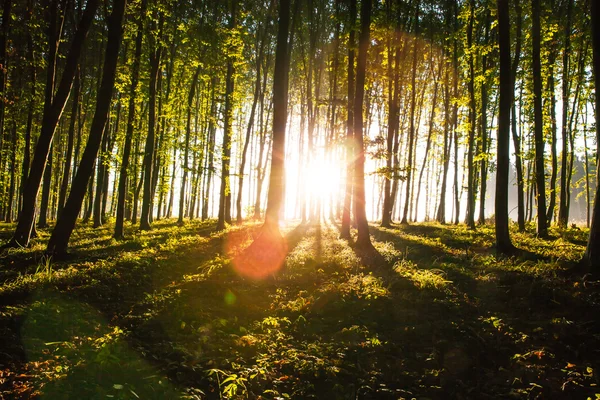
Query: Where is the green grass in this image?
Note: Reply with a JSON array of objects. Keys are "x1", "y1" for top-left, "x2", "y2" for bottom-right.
[{"x1": 0, "y1": 219, "x2": 598, "y2": 399}]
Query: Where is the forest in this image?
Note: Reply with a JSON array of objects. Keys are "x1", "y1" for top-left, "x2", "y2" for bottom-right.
[{"x1": 0, "y1": 0, "x2": 599, "y2": 398}]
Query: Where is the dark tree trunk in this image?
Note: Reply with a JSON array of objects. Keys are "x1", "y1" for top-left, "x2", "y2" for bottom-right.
[
  {"x1": 114, "y1": 0, "x2": 146, "y2": 238},
  {"x1": 217, "y1": 0, "x2": 237, "y2": 230},
  {"x1": 58, "y1": 69, "x2": 80, "y2": 215},
  {"x1": 352, "y1": 0, "x2": 372, "y2": 248},
  {"x1": 262, "y1": 0, "x2": 290, "y2": 231},
  {"x1": 340, "y1": 0, "x2": 356, "y2": 239},
  {"x1": 510, "y1": 0, "x2": 524, "y2": 231},
  {"x1": 47, "y1": 0, "x2": 126, "y2": 255},
  {"x1": 496, "y1": 0, "x2": 515, "y2": 254},
  {"x1": 478, "y1": 10, "x2": 491, "y2": 224},
  {"x1": 179, "y1": 66, "x2": 200, "y2": 225},
  {"x1": 583, "y1": 0, "x2": 600, "y2": 269},
  {"x1": 237, "y1": 33, "x2": 265, "y2": 224},
  {"x1": 140, "y1": 13, "x2": 163, "y2": 230},
  {"x1": 558, "y1": 0, "x2": 573, "y2": 228},
  {"x1": 38, "y1": 143, "x2": 53, "y2": 228},
  {"x1": 532, "y1": 0, "x2": 548, "y2": 237},
  {"x1": 202, "y1": 78, "x2": 217, "y2": 221},
  {"x1": 5, "y1": 122, "x2": 17, "y2": 222},
  {"x1": 465, "y1": 0, "x2": 476, "y2": 229},
  {"x1": 8, "y1": 0, "x2": 98, "y2": 247},
  {"x1": 401, "y1": 6, "x2": 419, "y2": 225},
  {"x1": 93, "y1": 121, "x2": 109, "y2": 227}
]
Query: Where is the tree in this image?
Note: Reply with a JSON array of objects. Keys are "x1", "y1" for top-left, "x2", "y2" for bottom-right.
[
  {"x1": 495, "y1": 0, "x2": 515, "y2": 254},
  {"x1": 46, "y1": 0, "x2": 127, "y2": 255},
  {"x1": 582, "y1": 0, "x2": 600, "y2": 269},
  {"x1": 114, "y1": 0, "x2": 148, "y2": 239},
  {"x1": 6, "y1": 0, "x2": 99, "y2": 248},
  {"x1": 340, "y1": 0, "x2": 357, "y2": 239},
  {"x1": 401, "y1": 5, "x2": 419, "y2": 225},
  {"x1": 233, "y1": 0, "x2": 290, "y2": 280},
  {"x1": 531, "y1": 0, "x2": 548, "y2": 238},
  {"x1": 179, "y1": 66, "x2": 201, "y2": 225},
  {"x1": 140, "y1": 10, "x2": 163, "y2": 231},
  {"x1": 352, "y1": 0, "x2": 372, "y2": 248},
  {"x1": 217, "y1": 0, "x2": 237, "y2": 231}
]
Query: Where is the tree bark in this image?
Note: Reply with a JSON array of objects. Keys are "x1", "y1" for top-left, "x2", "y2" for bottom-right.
[
  {"x1": 217, "y1": 0, "x2": 237, "y2": 230},
  {"x1": 140, "y1": 13, "x2": 163, "y2": 230},
  {"x1": 340, "y1": 0, "x2": 356, "y2": 239},
  {"x1": 496, "y1": 0, "x2": 515, "y2": 254},
  {"x1": 47, "y1": 0, "x2": 127, "y2": 255},
  {"x1": 582, "y1": 0, "x2": 600, "y2": 269},
  {"x1": 7, "y1": 0, "x2": 98, "y2": 247},
  {"x1": 179, "y1": 66, "x2": 200, "y2": 225},
  {"x1": 352, "y1": 0, "x2": 372, "y2": 248},
  {"x1": 114, "y1": 0, "x2": 146, "y2": 238},
  {"x1": 532, "y1": 0, "x2": 548, "y2": 237}
]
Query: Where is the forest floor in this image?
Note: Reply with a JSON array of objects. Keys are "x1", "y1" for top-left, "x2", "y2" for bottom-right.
[{"x1": 0, "y1": 219, "x2": 599, "y2": 399}]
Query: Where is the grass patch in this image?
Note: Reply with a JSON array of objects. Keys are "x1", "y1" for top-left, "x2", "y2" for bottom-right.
[{"x1": 0, "y1": 219, "x2": 598, "y2": 399}]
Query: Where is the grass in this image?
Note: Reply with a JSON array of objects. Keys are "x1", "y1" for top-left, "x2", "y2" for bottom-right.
[{"x1": 0, "y1": 218, "x2": 598, "y2": 399}]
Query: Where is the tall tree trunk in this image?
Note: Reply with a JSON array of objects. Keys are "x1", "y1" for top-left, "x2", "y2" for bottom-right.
[
  {"x1": 401, "y1": 6, "x2": 419, "y2": 225},
  {"x1": 510, "y1": 0, "x2": 524, "y2": 231},
  {"x1": 179, "y1": 66, "x2": 200, "y2": 225},
  {"x1": 416, "y1": 61, "x2": 440, "y2": 220},
  {"x1": 7, "y1": 0, "x2": 98, "y2": 247},
  {"x1": 340, "y1": 0, "x2": 356, "y2": 239},
  {"x1": 263, "y1": 0, "x2": 290, "y2": 231},
  {"x1": 202, "y1": 78, "x2": 217, "y2": 221},
  {"x1": 583, "y1": 0, "x2": 600, "y2": 269},
  {"x1": 140, "y1": 14, "x2": 163, "y2": 230},
  {"x1": 532, "y1": 0, "x2": 548, "y2": 237},
  {"x1": 5, "y1": 122, "x2": 17, "y2": 222},
  {"x1": 38, "y1": 143, "x2": 53, "y2": 228},
  {"x1": 352, "y1": 0, "x2": 372, "y2": 248},
  {"x1": 58, "y1": 69, "x2": 80, "y2": 215},
  {"x1": 93, "y1": 121, "x2": 109, "y2": 227},
  {"x1": 547, "y1": 51, "x2": 558, "y2": 223},
  {"x1": 465, "y1": 0, "x2": 476, "y2": 229},
  {"x1": 217, "y1": 0, "x2": 237, "y2": 230},
  {"x1": 114, "y1": 0, "x2": 146, "y2": 238},
  {"x1": 478, "y1": 10, "x2": 490, "y2": 224},
  {"x1": 558, "y1": 0, "x2": 573, "y2": 228},
  {"x1": 382, "y1": 31, "x2": 400, "y2": 227},
  {"x1": 237, "y1": 33, "x2": 265, "y2": 224},
  {"x1": 496, "y1": 0, "x2": 515, "y2": 254},
  {"x1": 47, "y1": 0, "x2": 127, "y2": 255}
]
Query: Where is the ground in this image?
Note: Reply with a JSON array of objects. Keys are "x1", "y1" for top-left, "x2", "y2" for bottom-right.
[{"x1": 0, "y1": 219, "x2": 599, "y2": 399}]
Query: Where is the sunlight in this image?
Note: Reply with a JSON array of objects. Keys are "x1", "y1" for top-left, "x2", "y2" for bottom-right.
[{"x1": 284, "y1": 124, "x2": 346, "y2": 220}]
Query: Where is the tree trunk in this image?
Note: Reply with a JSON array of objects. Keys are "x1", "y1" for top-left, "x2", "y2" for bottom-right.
[
  {"x1": 510, "y1": 0, "x2": 524, "y2": 231},
  {"x1": 114, "y1": 0, "x2": 146, "y2": 238},
  {"x1": 202, "y1": 78, "x2": 217, "y2": 221},
  {"x1": 496, "y1": 0, "x2": 515, "y2": 254},
  {"x1": 217, "y1": 0, "x2": 237, "y2": 230},
  {"x1": 558, "y1": 0, "x2": 573, "y2": 228},
  {"x1": 47, "y1": 0, "x2": 126, "y2": 255},
  {"x1": 8, "y1": 0, "x2": 98, "y2": 247},
  {"x1": 352, "y1": 0, "x2": 372, "y2": 248},
  {"x1": 532, "y1": 0, "x2": 548, "y2": 237},
  {"x1": 140, "y1": 13, "x2": 163, "y2": 230},
  {"x1": 5, "y1": 122, "x2": 17, "y2": 222},
  {"x1": 401, "y1": 6, "x2": 419, "y2": 225},
  {"x1": 237, "y1": 32, "x2": 265, "y2": 224},
  {"x1": 179, "y1": 66, "x2": 200, "y2": 225},
  {"x1": 58, "y1": 69, "x2": 80, "y2": 216},
  {"x1": 340, "y1": 0, "x2": 356, "y2": 239},
  {"x1": 38, "y1": 143, "x2": 53, "y2": 228},
  {"x1": 465, "y1": 0, "x2": 476, "y2": 229},
  {"x1": 582, "y1": 0, "x2": 600, "y2": 269}
]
